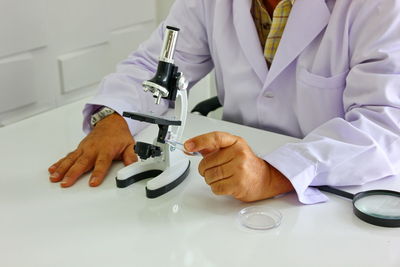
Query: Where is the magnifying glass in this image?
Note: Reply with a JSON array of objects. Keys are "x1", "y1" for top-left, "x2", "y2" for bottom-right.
[{"x1": 314, "y1": 186, "x2": 400, "y2": 227}]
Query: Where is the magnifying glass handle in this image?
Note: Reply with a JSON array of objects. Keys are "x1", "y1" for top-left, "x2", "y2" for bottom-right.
[{"x1": 313, "y1": 186, "x2": 355, "y2": 200}]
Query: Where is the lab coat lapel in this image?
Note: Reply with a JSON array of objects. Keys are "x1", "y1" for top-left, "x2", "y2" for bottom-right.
[
  {"x1": 264, "y1": 0, "x2": 331, "y2": 88},
  {"x1": 233, "y1": 0, "x2": 268, "y2": 83}
]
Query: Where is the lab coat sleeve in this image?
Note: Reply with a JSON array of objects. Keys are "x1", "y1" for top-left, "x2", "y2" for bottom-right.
[
  {"x1": 82, "y1": 0, "x2": 213, "y2": 135},
  {"x1": 263, "y1": 0, "x2": 400, "y2": 204}
]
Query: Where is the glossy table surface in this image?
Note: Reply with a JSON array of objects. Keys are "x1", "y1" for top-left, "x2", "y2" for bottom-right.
[{"x1": 0, "y1": 99, "x2": 399, "y2": 267}]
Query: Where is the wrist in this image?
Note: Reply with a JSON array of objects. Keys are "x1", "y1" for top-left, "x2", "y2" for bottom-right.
[
  {"x1": 95, "y1": 113, "x2": 126, "y2": 128},
  {"x1": 267, "y1": 163, "x2": 294, "y2": 197}
]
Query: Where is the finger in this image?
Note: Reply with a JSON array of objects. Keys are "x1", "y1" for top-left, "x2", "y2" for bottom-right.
[
  {"x1": 210, "y1": 178, "x2": 236, "y2": 196},
  {"x1": 50, "y1": 151, "x2": 82, "y2": 182},
  {"x1": 122, "y1": 144, "x2": 138, "y2": 166},
  {"x1": 88, "y1": 152, "x2": 114, "y2": 187},
  {"x1": 48, "y1": 158, "x2": 63, "y2": 174},
  {"x1": 61, "y1": 153, "x2": 95, "y2": 187},
  {"x1": 198, "y1": 145, "x2": 242, "y2": 176},
  {"x1": 184, "y1": 131, "x2": 239, "y2": 153},
  {"x1": 203, "y1": 161, "x2": 235, "y2": 185}
]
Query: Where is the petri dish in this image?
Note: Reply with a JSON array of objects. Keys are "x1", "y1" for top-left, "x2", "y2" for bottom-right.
[{"x1": 238, "y1": 206, "x2": 282, "y2": 230}]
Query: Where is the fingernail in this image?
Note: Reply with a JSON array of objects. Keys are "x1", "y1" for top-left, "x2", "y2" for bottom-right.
[
  {"x1": 90, "y1": 177, "x2": 98, "y2": 187},
  {"x1": 50, "y1": 172, "x2": 60, "y2": 179},
  {"x1": 61, "y1": 177, "x2": 70, "y2": 187},
  {"x1": 185, "y1": 141, "x2": 195, "y2": 151}
]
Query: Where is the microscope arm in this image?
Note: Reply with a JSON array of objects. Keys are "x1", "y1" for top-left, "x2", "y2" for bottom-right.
[{"x1": 170, "y1": 87, "x2": 188, "y2": 143}]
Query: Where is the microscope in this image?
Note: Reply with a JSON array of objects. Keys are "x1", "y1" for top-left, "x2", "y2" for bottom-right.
[{"x1": 115, "y1": 26, "x2": 191, "y2": 198}]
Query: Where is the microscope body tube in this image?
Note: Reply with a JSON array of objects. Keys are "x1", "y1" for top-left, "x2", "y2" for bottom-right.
[{"x1": 159, "y1": 26, "x2": 180, "y2": 63}]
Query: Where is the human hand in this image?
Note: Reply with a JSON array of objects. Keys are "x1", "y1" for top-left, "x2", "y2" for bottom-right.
[
  {"x1": 48, "y1": 113, "x2": 138, "y2": 187},
  {"x1": 184, "y1": 131, "x2": 294, "y2": 202}
]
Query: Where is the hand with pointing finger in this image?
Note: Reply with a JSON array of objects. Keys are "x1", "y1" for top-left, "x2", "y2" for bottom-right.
[
  {"x1": 184, "y1": 131, "x2": 294, "y2": 202},
  {"x1": 48, "y1": 113, "x2": 138, "y2": 187}
]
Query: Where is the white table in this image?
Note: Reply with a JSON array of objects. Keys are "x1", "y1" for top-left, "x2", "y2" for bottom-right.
[{"x1": 0, "y1": 99, "x2": 399, "y2": 267}]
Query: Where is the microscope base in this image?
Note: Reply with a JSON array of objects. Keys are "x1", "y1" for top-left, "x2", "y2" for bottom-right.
[
  {"x1": 146, "y1": 160, "x2": 190, "y2": 198},
  {"x1": 116, "y1": 158, "x2": 190, "y2": 198}
]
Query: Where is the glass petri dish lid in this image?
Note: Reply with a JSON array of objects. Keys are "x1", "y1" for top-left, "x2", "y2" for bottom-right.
[{"x1": 238, "y1": 206, "x2": 282, "y2": 230}]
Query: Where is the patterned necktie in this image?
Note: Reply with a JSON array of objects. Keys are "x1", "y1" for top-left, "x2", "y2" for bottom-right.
[{"x1": 264, "y1": 0, "x2": 293, "y2": 64}]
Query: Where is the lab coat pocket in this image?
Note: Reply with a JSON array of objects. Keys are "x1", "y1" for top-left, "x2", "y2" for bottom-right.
[{"x1": 296, "y1": 66, "x2": 348, "y2": 134}]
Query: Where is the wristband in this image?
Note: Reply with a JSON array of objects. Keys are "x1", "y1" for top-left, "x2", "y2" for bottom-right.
[{"x1": 90, "y1": 106, "x2": 115, "y2": 127}]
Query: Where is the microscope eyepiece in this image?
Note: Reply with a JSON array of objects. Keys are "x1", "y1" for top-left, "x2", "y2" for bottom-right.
[
  {"x1": 166, "y1": 26, "x2": 180, "y2": 31},
  {"x1": 160, "y1": 27, "x2": 180, "y2": 63}
]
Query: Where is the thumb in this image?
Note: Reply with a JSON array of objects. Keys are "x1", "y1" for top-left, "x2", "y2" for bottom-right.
[
  {"x1": 184, "y1": 131, "x2": 238, "y2": 153},
  {"x1": 122, "y1": 144, "x2": 138, "y2": 166}
]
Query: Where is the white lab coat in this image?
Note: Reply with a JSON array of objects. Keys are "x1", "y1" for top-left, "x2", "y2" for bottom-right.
[{"x1": 83, "y1": 0, "x2": 400, "y2": 204}]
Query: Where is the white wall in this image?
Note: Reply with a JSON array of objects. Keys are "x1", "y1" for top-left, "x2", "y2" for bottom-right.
[
  {"x1": 0, "y1": 0, "x2": 214, "y2": 127},
  {"x1": 0, "y1": 0, "x2": 157, "y2": 126}
]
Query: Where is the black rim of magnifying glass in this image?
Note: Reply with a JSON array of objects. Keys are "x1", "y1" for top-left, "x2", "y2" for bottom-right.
[{"x1": 314, "y1": 186, "x2": 400, "y2": 228}]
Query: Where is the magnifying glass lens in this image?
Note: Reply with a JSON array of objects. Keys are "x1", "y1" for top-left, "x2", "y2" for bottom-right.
[{"x1": 354, "y1": 194, "x2": 400, "y2": 220}]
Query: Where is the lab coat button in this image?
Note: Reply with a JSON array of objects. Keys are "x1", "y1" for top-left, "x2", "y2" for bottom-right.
[{"x1": 264, "y1": 92, "x2": 274, "y2": 98}]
